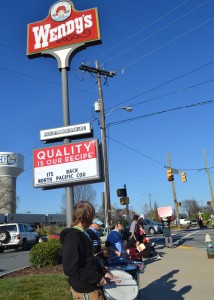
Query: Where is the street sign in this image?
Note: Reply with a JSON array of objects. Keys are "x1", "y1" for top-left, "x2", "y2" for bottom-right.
[{"x1": 172, "y1": 168, "x2": 179, "y2": 174}]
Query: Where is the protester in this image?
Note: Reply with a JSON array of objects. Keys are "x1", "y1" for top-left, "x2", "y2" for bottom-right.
[
  {"x1": 135, "y1": 217, "x2": 146, "y2": 243},
  {"x1": 129, "y1": 214, "x2": 139, "y2": 240},
  {"x1": 160, "y1": 216, "x2": 174, "y2": 248},
  {"x1": 87, "y1": 218, "x2": 103, "y2": 256},
  {"x1": 105, "y1": 218, "x2": 126, "y2": 261},
  {"x1": 60, "y1": 201, "x2": 119, "y2": 300},
  {"x1": 141, "y1": 237, "x2": 161, "y2": 259},
  {"x1": 121, "y1": 218, "x2": 130, "y2": 241},
  {"x1": 126, "y1": 237, "x2": 161, "y2": 260},
  {"x1": 126, "y1": 238, "x2": 143, "y2": 261},
  {"x1": 198, "y1": 216, "x2": 204, "y2": 229}
]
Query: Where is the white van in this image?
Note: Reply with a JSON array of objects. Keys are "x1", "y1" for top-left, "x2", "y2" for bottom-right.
[{"x1": 180, "y1": 219, "x2": 191, "y2": 225}]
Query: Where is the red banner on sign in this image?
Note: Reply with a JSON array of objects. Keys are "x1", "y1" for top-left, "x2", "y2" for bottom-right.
[
  {"x1": 27, "y1": 1, "x2": 101, "y2": 56},
  {"x1": 34, "y1": 140, "x2": 97, "y2": 168}
]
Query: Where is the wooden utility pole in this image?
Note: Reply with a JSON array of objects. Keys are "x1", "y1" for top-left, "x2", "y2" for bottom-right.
[
  {"x1": 167, "y1": 152, "x2": 180, "y2": 227},
  {"x1": 79, "y1": 61, "x2": 115, "y2": 227},
  {"x1": 203, "y1": 150, "x2": 214, "y2": 211}
]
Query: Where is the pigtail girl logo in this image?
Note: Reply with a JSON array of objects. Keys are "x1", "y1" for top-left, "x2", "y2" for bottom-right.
[{"x1": 51, "y1": 1, "x2": 72, "y2": 22}]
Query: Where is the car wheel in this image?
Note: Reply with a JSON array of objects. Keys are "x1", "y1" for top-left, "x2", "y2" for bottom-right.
[
  {"x1": 149, "y1": 227, "x2": 156, "y2": 235},
  {"x1": 0, "y1": 247, "x2": 4, "y2": 253},
  {"x1": 22, "y1": 239, "x2": 27, "y2": 251},
  {"x1": 0, "y1": 230, "x2": 10, "y2": 243}
]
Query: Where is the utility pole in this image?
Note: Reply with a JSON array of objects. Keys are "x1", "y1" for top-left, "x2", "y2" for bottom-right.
[
  {"x1": 79, "y1": 61, "x2": 116, "y2": 227},
  {"x1": 124, "y1": 184, "x2": 131, "y2": 226},
  {"x1": 167, "y1": 152, "x2": 180, "y2": 227},
  {"x1": 203, "y1": 150, "x2": 214, "y2": 211}
]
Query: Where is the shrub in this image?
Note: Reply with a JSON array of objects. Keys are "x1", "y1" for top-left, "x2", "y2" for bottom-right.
[
  {"x1": 38, "y1": 228, "x2": 48, "y2": 236},
  {"x1": 29, "y1": 239, "x2": 62, "y2": 267},
  {"x1": 47, "y1": 225, "x2": 57, "y2": 235}
]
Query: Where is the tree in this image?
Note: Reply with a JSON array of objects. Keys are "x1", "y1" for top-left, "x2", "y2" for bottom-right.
[
  {"x1": 149, "y1": 201, "x2": 159, "y2": 221},
  {"x1": 182, "y1": 199, "x2": 201, "y2": 219},
  {"x1": 60, "y1": 184, "x2": 97, "y2": 214},
  {"x1": 0, "y1": 177, "x2": 19, "y2": 213},
  {"x1": 142, "y1": 203, "x2": 149, "y2": 218}
]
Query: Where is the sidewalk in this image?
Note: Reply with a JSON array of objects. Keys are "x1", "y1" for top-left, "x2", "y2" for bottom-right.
[{"x1": 138, "y1": 245, "x2": 213, "y2": 300}]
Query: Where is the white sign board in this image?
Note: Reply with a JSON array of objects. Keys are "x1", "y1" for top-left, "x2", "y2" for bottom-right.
[
  {"x1": 33, "y1": 139, "x2": 102, "y2": 188},
  {"x1": 157, "y1": 206, "x2": 173, "y2": 217},
  {"x1": 40, "y1": 123, "x2": 92, "y2": 142}
]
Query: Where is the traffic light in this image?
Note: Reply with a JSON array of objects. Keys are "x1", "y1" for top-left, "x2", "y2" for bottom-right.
[
  {"x1": 177, "y1": 202, "x2": 181, "y2": 206},
  {"x1": 181, "y1": 171, "x2": 187, "y2": 182},
  {"x1": 207, "y1": 201, "x2": 211, "y2": 205},
  {"x1": 117, "y1": 188, "x2": 127, "y2": 197},
  {"x1": 167, "y1": 168, "x2": 174, "y2": 181},
  {"x1": 120, "y1": 197, "x2": 126, "y2": 205}
]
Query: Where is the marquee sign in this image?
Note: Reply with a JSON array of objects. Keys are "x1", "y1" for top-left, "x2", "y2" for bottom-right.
[
  {"x1": 33, "y1": 139, "x2": 102, "y2": 187},
  {"x1": 27, "y1": 0, "x2": 101, "y2": 57}
]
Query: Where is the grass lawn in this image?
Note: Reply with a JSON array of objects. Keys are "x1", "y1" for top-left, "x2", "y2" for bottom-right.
[{"x1": 0, "y1": 274, "x2": 73, "y2": 300}]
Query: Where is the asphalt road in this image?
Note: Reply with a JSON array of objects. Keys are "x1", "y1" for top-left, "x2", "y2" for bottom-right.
[{"x1": 0, "y1": 249, "x2": 30, "y2": 277}]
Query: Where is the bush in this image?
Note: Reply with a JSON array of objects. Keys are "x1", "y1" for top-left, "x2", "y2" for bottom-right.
[
  {"x1": 29, "y1": 239, "x2": 62, "y2": 267},
  {"x1": 38, "y1": 228, "x2": 48, "y2": 236},
  {"x1": 47, "y1": 225, "x2": 57, "y2": 235}
]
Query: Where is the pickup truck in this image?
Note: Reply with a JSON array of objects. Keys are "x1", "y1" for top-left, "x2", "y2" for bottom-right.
[{"x1": 179, "y1": 219, "x2": 191, "y2": 225}]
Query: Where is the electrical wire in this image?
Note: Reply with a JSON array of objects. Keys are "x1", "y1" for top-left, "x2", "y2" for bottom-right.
[{"x1": 107, "y1": 100, "x2": 214, "y2": 127}]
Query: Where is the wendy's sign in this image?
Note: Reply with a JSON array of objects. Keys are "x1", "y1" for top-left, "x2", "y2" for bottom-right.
[{"x1": 27, "y1": 1, "x2": 101, "y2": 57}]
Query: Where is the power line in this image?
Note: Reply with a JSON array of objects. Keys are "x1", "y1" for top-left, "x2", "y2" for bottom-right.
[
  {"x1": 96, "y1": 0, "x2": 193, "y2": 60},
  {"x1": 121, "y1": 16, "x2": 214, "y2": 70},
  {"x1": 106, "y1": 0, "x2": 211, "y2": 65},
  {"x1": 130, "y1": 78, "x2": 214, "y2": 108},
  {"x1": 107, "y1": 100, "x2": 214, "y2": 127},
  {"x1": 108, "y1": 135, "x2": 214, "y2": 173},
  {"x1": 104, "y1": 60, "x2": 214, "y2": 112}
]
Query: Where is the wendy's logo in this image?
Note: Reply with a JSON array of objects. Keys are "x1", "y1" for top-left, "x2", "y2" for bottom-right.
[{"x1": 51, "y1": 1, "x2": 72, "y2": 22}]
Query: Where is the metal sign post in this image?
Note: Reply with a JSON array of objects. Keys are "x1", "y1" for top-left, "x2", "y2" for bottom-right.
[{"x1": 27, "y1": 1, "x2": 102, "y2": 228}]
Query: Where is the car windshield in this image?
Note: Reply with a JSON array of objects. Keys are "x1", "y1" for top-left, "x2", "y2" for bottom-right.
[{"x1": 143, "y1": 219, "x2": 157, "y2": 225}]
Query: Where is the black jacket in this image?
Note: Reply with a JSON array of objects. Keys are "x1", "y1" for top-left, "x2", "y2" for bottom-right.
[{"x1": 60, "y1": 227, "x2": 106, "y2": 293}]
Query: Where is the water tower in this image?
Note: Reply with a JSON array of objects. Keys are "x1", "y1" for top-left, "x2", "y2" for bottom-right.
[{"x1": 0, "y1": 152, "x2": 24, "y2": 214}]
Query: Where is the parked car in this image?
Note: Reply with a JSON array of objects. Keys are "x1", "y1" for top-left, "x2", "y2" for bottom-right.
[
  {"x1": 0, "y1": 223, "x2": 39, "y2": 253},
  {"x1": 140, "y1": 219, "x2": 163, "y2": 235},
  {"x1": 38, "y1": 234, "x2": 48, "y2": 242},
  {"x1": 50, "y1": 233, "x2": 60, "y2": 239}
]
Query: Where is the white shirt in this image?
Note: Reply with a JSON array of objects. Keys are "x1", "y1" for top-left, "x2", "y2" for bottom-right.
[{"x1": 129, "y1": 220, "x2": 137, "y2": 235}]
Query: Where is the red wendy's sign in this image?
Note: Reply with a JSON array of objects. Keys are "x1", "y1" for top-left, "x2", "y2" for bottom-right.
[{"x1": 27, "y1": 1, "x2": 101, "y2": 57}]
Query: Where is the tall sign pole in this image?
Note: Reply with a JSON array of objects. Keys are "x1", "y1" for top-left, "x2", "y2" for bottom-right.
[{"x1": 27, "y1": 1, "x2": 101, "y2": 227}]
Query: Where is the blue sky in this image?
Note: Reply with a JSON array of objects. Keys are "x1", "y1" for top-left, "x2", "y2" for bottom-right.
[{"x1": 1, "y1": 0, "x2": 214, "y2": 215}]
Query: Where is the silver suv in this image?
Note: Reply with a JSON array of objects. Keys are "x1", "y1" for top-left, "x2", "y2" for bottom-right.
[{"x1": 0, "y1": 223, "x2": 39, "y2": 253}]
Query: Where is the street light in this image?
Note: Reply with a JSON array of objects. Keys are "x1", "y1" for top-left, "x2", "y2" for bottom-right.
[{"x1": 94, "y1": 99, "x2": 133, "y2": 229}]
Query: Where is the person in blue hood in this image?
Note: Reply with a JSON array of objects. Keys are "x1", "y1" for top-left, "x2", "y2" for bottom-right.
[
  {"x1": 60, "y1": 201, "x2": 119, "y2": 300},
  {"x1": 105, "y1": 219, "x2": 126, "y2": 264}
]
